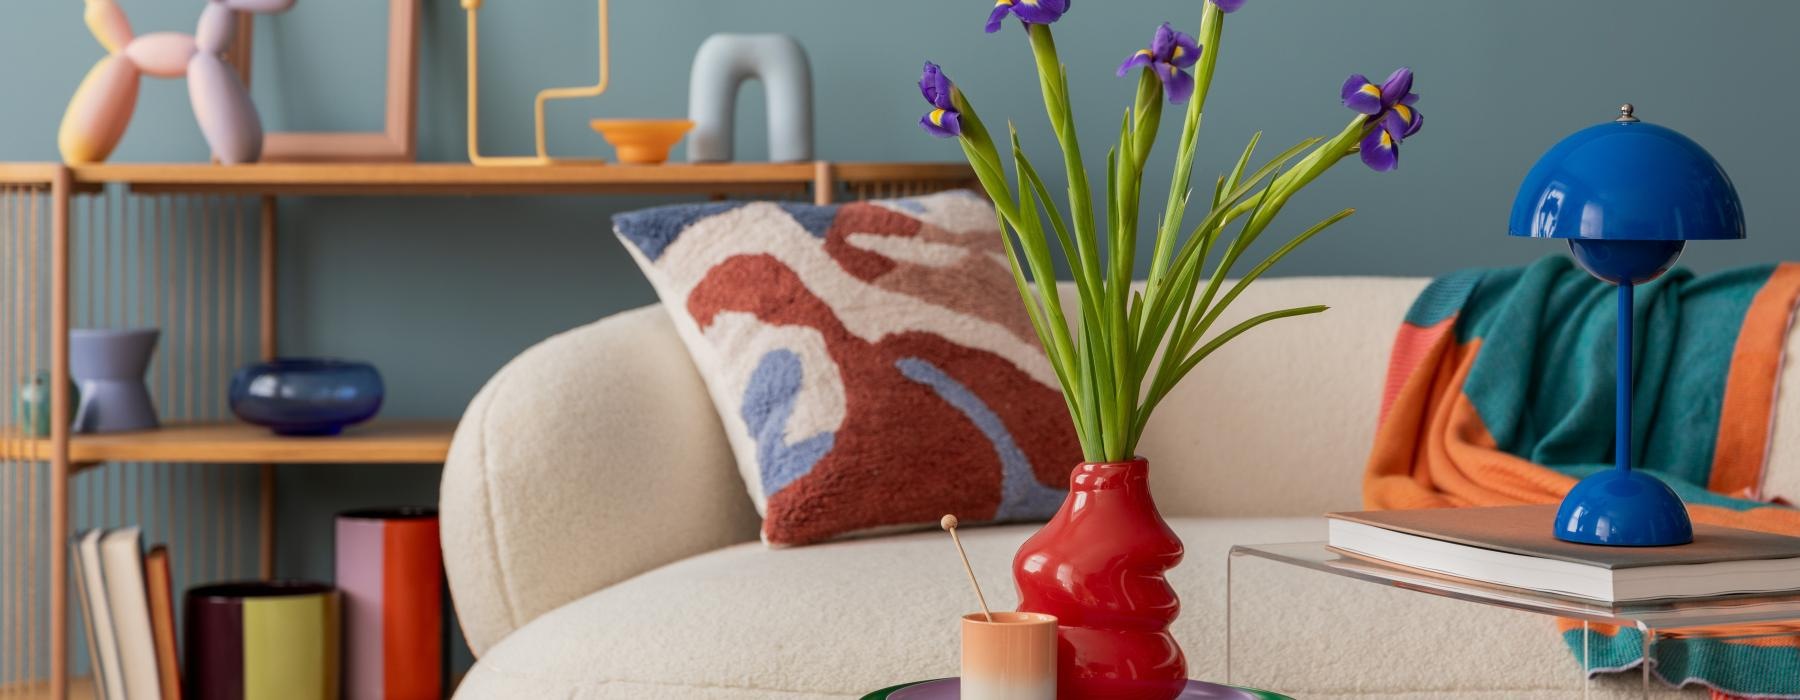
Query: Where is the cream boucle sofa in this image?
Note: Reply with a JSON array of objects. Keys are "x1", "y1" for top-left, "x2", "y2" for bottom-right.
[{"x1": 442, "y1": 277, "x2": 1800, "y2": 698}]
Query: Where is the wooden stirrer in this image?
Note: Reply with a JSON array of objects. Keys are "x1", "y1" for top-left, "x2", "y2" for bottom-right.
[{"x1": 940, "y1": 514, "x2": 993, "y2": 622}]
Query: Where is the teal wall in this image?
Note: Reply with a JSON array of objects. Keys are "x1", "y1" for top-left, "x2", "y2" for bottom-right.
[{"x1": 4, "y1": 0, "x2": 1798, "y2": 673}]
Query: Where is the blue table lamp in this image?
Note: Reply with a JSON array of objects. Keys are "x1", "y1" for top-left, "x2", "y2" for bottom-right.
[{"x1": 1508, "y1": 104, "x2": 1745, "y2": 547}]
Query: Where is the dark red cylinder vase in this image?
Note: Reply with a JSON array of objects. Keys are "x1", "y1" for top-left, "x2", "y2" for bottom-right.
[{"x1": 1013, "y1": 458, "x2": 1186, "y2": 700}]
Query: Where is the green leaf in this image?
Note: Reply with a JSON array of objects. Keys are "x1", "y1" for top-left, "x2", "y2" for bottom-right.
[
  {"x1": 1194, "y1": 208, "x2": 1355, "y2": 336},
  {"x1": 1218, "y1": 131, "x2": 1262, "y2": 209}
]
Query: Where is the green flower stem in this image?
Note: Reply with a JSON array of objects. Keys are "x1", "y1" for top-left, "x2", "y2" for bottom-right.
[
  {"x1": 943, "y1": 6, "x2": 1389, "y2": 462},
  {"x1": 1145, "y1": 2, "x2": 1222, "y2": 291},
  {"x1": 1026, "y1": 25, "x2": 1103, "y2": 300}
]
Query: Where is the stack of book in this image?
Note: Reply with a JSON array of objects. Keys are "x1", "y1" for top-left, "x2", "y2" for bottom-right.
[
  {"x1": 1326, "y1": 505, "x2": 1800, "y2": 602},
  {"x1": 72, "y1": 527, "x2": 182, "y2": 700}
]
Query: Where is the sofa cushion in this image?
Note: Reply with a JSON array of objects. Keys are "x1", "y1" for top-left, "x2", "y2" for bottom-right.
[
  {"x1": 612, "y1": 192, "x2": 1081, "y2": 546},
  {"x1": 455, "y1": 517, "x2": 1694, "y2": 699}
]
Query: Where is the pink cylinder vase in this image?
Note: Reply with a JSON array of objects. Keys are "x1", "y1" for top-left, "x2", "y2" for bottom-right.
[
  {"x1": 335, "y1": 508, "x2": 443, "y2": 700},
  {"x1": 1013, "y1": 458, "x2": 1186, "y2": 700}
]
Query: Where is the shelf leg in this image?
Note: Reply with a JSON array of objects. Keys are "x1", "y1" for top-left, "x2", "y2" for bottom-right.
[
  {"x1": 813, "y1": 161, "x2": 834, "y2": 206},
  {"x1": 49, "y1": 168, "x2": 70, "y2": 700}
]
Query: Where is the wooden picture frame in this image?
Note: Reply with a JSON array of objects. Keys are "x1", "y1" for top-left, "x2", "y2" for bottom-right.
[{"x1": 258, "y1": 0, "x2": 420, "y2": 163}]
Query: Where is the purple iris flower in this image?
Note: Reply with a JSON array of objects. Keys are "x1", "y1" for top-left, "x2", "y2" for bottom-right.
[
  {"x1": 918, "y1": 61, "x2": 962, "y2": 138},
  {"x1": 985, "y1": 0, "x2": 1070, "y2": 34},
  {"x1": 1117, "y1": 23, "x2": 1202, "y2": 103},
  {"x1": 1340, "y1": 68, "x2": 1422, "y2": 171},
  {"x1": 1211, "y1": 0, "x2": 1246, "y2": 12}
]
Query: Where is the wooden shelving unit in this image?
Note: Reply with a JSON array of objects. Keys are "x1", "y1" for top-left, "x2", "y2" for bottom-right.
[
  {"x1": 0, "y1": 161, "x2": 976, "y2": 200},
  {"x1": 1, "y1": 420, "x2": 454, "y2": 467},
  {"x1": 0, "y1": 158, "x2": 976, "y2": 699}
]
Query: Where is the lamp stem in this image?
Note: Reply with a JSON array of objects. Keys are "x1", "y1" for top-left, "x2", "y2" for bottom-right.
[{"x1": 1617, "y1": 281, "x2": 1634, "y2": 473}]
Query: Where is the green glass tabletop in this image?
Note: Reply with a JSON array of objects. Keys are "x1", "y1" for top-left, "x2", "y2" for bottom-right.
[{"x1": 860, "y1": 679, "x2": 1293, "y2": 699}]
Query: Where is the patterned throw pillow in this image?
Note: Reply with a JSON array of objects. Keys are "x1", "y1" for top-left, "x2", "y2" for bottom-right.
[{"x1": 613, "y1": 191, "x2": 1080, "y2": 546}]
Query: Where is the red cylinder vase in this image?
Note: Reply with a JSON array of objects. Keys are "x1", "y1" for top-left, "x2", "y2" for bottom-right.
[{"x1": 1013, "y1": 458, "x2": 1186, "y2": 700}]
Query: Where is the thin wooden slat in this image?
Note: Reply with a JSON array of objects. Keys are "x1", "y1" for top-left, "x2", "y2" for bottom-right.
[
  {"x1": 50, "y1": 166, "x2": 72, "y2": 700},
  {"x1": 104, "y1": 188, "x2": 114, "y2": 329},
  {"x1": 198, "y1": 197, "x2": 210, "y2": 426},
  {"x1": 185, "y1": 196, "x2": 196, "y2": 425},
  {"x1": 182, "y1": 194, "x2": 197, "y2": 593},
  {"x1": 13, "y1": 184, "x2": 23, "y2": 688},
  {"x1": 21, "y1": 184, "x2": 31, "y2": 689},
  {"x1": 26, "y1": 187, "x2": 41, "y2": 688},
  {"x1": 258, "y1": 197, "x2": 275, "y2": 580},
  {"x1": 230, "y1": 198, "x2": 245, "y2": 578},
  {"x1": 5, "y1": 184, "x2": 18, "y2": 691},
  {"x1": 211, "y1": 198, "x2": 226, "y2": 581},
  {"x1": 83, "y1": 196, "x2": 93, "y2": 331},
  {"x1": 137, "y1": 198, "x2": 146, "y2": 335}
]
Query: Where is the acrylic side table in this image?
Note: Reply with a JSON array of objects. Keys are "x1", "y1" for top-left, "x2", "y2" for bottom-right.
[{"x1": 1227, "y1": 542, "x2": 1800, "y2": 698}]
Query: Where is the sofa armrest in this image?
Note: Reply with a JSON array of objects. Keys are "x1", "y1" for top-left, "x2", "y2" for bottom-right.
[{"x1": 441, "y1": 305, "x2": 762, "y2": 656}]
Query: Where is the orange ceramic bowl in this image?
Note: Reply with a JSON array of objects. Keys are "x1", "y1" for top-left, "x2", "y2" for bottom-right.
[{"x1": 589, "y1": 119, "x2": 695, "y2": 165}]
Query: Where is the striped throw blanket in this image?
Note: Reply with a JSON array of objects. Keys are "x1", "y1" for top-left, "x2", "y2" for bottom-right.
[{"x1": 1365, "y1": 256, "x2": 1800, "y2": 698}]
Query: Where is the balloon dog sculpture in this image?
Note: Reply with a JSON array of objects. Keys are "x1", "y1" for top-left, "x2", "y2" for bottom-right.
[{"x1": 59, "y1": 0, "x2": 296, "y2": 165}]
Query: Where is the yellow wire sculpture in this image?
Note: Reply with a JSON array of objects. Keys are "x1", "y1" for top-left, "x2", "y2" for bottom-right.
[{"x1": 462, "y1": 0, "x2": 611, "y2": 166}]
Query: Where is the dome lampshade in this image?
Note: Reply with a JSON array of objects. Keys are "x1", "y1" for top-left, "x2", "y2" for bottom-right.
[{"x1": 1509, "y1": 105, "x2": 1744, "y2": 242}]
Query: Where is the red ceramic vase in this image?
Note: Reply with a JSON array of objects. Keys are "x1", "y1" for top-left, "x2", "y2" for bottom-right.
[{"x1": 1013, "y1": 458, "x2": 1186, "y2": 700}]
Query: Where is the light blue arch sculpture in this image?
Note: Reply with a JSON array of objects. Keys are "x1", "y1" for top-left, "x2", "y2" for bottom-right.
[{"x1": 687, "y1": 33, "x2": 814, "y2": 163}]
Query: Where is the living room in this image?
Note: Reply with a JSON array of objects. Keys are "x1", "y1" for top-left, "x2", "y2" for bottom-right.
[{"x1": 1, "y1": 0, "x2": 1798, "y2": 698}]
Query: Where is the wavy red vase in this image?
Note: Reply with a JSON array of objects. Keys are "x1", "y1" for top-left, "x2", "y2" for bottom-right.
[{"x1": 1013, "y1": 458, "x2": 1187, "y2": 700}]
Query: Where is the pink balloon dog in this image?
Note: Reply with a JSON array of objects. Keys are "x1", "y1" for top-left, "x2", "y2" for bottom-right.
[{"x1": 58, "y1": 0, "x2": 297, "y2": 165}]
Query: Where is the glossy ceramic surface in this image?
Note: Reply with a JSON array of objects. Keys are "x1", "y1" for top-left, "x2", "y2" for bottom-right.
[
  {"x1": 1555, "y1": 468, "x2": 1694, "y2": 546},
  {"x1": 1511, "y1": 111, "x2": 1739, "y2": 547},
  {"x1": 1013, "y1": 458, "x2": 1186, "y2": 700},
  {"x1": 185, "y1": 581, "x2": 341, "y2": 700},
  {"x1": 336, "y1": 508, "x2": 444, "y2": 700},
  {"x1": 1508, "y1": 119, "x2": 1744, "y2": 241},
  {"x1": 961, "y1": 612, "x2": 1057, "y2": 699},
  {"x1": 866, "y1": 679, "x2": 1290, "y2": 700},
  {"x1": 589, "y1": 119, "x2": 695, "y2": 164},
  {"x1": 70, "y1": 328, "x2": 161, "y2": 433},
  {"x1": 229, "y1": 358, "x2": 384, "y2": 436},
  {"x1": 1566, "y1": 239, "x2": 1684, "y2": 285}
]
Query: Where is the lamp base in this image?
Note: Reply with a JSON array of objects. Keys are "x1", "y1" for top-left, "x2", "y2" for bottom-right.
[{"x1": 1554, "y1": 469, "x2": 1693, "y2": 546}]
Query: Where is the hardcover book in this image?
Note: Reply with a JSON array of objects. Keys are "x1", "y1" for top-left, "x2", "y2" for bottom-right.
[{"x1": 1327, "y1": 505, "x2": 1800, "y2": 602}]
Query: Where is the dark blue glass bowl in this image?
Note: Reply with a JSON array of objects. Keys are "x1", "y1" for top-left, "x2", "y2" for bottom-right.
[{"x1": 229, "y1": 359, "x2": 384, "y2": 436}]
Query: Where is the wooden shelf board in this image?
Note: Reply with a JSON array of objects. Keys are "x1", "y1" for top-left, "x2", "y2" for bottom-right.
[
  {"x1": 2, "y1": 675, "x2": 94, "y2": 700},
  {"x1": 0, "y1": 420, "x2": 453, "y2": 465},
  {"x1": 0, "y1": 162, "x2": 977, "y2": 196}
]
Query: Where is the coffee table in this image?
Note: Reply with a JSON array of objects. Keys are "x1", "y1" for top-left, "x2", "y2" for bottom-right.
[
  {"x1": 1228, "y1": 542, "x2": 1800, "y2": 697},
  {"x1": 861, "y1": 678, "x2": 1292, "y2": 699}
]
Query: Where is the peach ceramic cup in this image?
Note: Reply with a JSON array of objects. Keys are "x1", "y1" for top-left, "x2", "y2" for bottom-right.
[{"x1": 960, "y1": 612, "x2": 1057, "y2": 700}]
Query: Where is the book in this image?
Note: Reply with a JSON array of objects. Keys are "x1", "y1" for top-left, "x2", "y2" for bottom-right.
[
  {"x1": 144, "y1": 546, "x2": 182, "y2": 700},
  {"x1": 100, "y1": 527, "x2": 161, "y2": 699},
  {"x1": 1326, "y1": 505, "x2": 1800, "y2": 602},
  {"x1": 75, "y1": 530, "x2": 126, "y2": 700}
]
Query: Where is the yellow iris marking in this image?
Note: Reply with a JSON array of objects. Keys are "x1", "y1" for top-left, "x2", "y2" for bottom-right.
[
  {"x1": 1393, "y1": 105, "x2": 1413, "y2": 122},
  {"x1": 1168, "y1": 64, "x2": 1180, "y2": 76},
  {"x1": 995, "y1": 0, "x2": 1013, "y2": 6},
  {"x1": 1171, "y1": 46, "x2": 1185, "y2": 60},
  {"x1": 1021, "y1": 0, "x2": 1039, "y2": 5},
  {"x1": 1135, "y1": 49, "x2": 1153, "y2": 58},
  {"x1": 1380, "y1": 131, "x2": 1394, "y2": 147},
  {"x1": 930, "y1": 109, "x2": 948, "y2": 126},
  {"x1": 1359, "y1": 84, "x2": 1381, "y2": 97}
]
